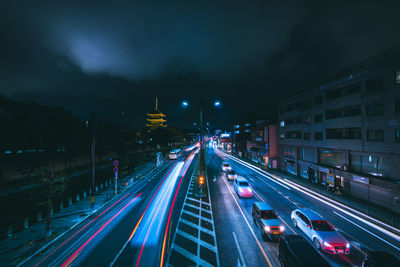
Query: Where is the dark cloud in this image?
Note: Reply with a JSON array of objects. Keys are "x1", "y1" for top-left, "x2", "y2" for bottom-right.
[{"x1": 1, "y1": 0, "x2": 400, "y2": 128}]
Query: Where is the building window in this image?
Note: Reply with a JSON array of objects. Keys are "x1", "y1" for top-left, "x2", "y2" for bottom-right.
[
  {"x1": 350, "y1": 153, "x2": 390, "y2": 177},
  {"x1": 366, "y1": 77, "x2": 383, "y2": 92},
  {"x1": 367, "y1": 130, "x2": 384, "y2": 142},
  {"x1": 324, "y1": 82, "x2": 361, "y2": 101},
  {"x1": 319, "y1": 149, "x2": 343, "y2": 168},
  {"x1": 314, "y1": 96, "x2": 323, "y2": 105},
  {"x1": 344, "y1": 82, "x2": 361, "y2": 95},
  {"x1": 325, "y1": 87, "x2": 342, "y2": 101},
  {"x1": 326, "y1": 105, "x2": 361, "y2": 119},
  {"x1": 280, "y1": 133, "x2": 285, "y2": 139},
  {"x1": 280, "y1": 121, "x2": 285, "y2": 127},
  {"x1": 315, "y1": 132, "x2": 323, "y2": 140},
  {"x1": 396, "y1": 71, "x2": 400, "y2": 84},
  {"x1": 285, "y1": 102, "x2": 302, "y2": 112},
  {"x1": 303, "y1": 132, "x2": 311, "y2": 140},
  {"x1": 283, "y1": 146, "x2": 296, "y2": 158},
  {"x1": 301, "y1": 100, "x2": 312, "y2": 110},
  {"x1": 303, "y1": 115, "x2": 311, "y2": 124},
  {"x1": 366, "y1": 103, "x2": 384, "y2": 116},
  {"x1": 396, "y1": 128, "x2": 400, "y2": 143},
  {"x1": 314, "y1": 114, "x2": 323, "y2": 123},
  {"x1": 326, "y1": 128, "x2": 361, "y2": 139},
  {"x1": 285, "y1": 131, "x2": 301, "y2": 139},
  {"x1": 395, "y1": 100, "x2": 400, "y2": 114},
  {"x1": 285, "y1": 116, "x2": 301, "y2": 125}
]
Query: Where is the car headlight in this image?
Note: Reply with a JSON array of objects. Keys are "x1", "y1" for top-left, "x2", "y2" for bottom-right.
[
  {"x1": 346, "y1": 243, "x2": 350, "y2": 248},
  {"x1": 238, "y1": 187, "x2": 243, "y2": 192},
  {"x1": 323, "y1": 241, "x2": 332, "y2": 248},
  {"x1": 280, "y1": 226, "x2": 285, "y2": 232},
  {"x1": 264, "y1": 226, "x2": 270, "y2": 232},
  {"x1": 248, "y1": 188, "x2": 252, "y2": 192}
]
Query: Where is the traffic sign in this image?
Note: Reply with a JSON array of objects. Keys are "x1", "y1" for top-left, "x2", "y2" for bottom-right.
[
  {"x1": 113, "y1": 160, "x2": 119, "y2": 166},
  {"x1": 113, "y1": 167, "x2": 119, "y2": 173}
]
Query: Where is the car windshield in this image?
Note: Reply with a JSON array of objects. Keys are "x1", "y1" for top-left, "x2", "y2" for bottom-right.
[
  {"x1": 239, "y1": 181, "x2": 249, "y2": 186},
  {"x1": 260, "y1": 210, "x2": 278, "y2": 219},
  {"x1": 227, "y1": 170, "x2": 235, "y2": 174},
  {"x1": 311, "y1": 220, "x2": 334, "y2": 231},
  {"x1": 223, "y1": 164, "x2": 230, "y2": 167}
]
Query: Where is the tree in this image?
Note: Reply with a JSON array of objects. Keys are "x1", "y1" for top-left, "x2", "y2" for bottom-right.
[{"x1": 41, "y1": 166, "x2": 67, "y2": 238}]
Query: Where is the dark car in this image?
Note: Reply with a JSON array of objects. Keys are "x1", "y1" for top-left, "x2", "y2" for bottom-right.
[
  {"x1": 252, "y1": 202, "x2": 285, "y2": 240},
  {"x1": 279, "y1": 234, "x2": 330, "y2": 267},
  {"x1": 362, "y1": 251, "x2": 400, "y2": 267}
]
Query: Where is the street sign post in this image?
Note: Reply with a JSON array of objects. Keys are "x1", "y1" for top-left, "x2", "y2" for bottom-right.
[{"x1": 113, "y1": 163, "x2": 119, "y2": 195}]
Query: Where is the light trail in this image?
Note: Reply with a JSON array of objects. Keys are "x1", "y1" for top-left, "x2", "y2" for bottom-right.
[
  {"x1": 60, "y1": 193, "x2": 142, "y2": 267},
  {"x1": 34, "y1": 192, "x2": 131, "y2": 267},
  {"x1": 160, "y1": 149, "x2": 197, "y2": 266},
  {"x1": 216, "y1": 148, "x2": 400, "y2": 247},
  {"x1": 134, "y1": 161, "x2": 185, "y2": 267},
  {"x1": 110, "y1": 162, "x2": 180, "y2": 267}
]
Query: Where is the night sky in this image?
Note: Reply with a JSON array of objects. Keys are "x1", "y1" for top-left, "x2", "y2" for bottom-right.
[{"x1": 1, "y1": 0, "x2": 400, "y2": 129}]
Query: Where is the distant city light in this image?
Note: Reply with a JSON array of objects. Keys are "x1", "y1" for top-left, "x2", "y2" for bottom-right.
[
  {"x1": 214, "y1": 101, "x2": 221, "y2": 106},
  {"x1": 182, "y1": 101, "x2": 189, "y2": 106}
]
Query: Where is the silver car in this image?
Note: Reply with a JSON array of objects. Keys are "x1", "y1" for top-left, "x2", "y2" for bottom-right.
[{"x1": 291, "y1": 208, "x2": 350, "y2": 255}]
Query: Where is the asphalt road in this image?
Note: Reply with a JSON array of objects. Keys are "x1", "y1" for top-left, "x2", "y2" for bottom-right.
[
  {"x1": 22, "y1": 149, "x2": 198, "y2": 267},
  {"x1": 207, "y1": 145, "x2": 400, "y2": 267}
]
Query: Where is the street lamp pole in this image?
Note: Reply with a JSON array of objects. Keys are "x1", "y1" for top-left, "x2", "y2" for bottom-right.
[{"x1": 90, "y1": 113, "x2": 95, "y2": 210}]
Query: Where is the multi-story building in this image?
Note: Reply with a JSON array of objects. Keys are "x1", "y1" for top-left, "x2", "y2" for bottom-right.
[
  {"x1": 278, "y1": 45, "x2": 400, "y2": 212},
  {"x1": 231, "y1": 121, "x2": 279, "y2": 168}
]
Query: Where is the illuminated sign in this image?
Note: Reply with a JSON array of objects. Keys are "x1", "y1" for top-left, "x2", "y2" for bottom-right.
[{"x1": 220, "y1": 133, "x2": 230, "y2": 138}]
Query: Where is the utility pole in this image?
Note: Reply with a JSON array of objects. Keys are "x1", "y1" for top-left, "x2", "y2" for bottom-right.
[{"x1": 90, "y1": 113, "x2": 95, "y2": 210}]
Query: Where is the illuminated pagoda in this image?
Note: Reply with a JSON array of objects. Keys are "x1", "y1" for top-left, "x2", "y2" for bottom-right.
[{"x1": 146, "y1": 97, "x2": 167, "y2": 130}]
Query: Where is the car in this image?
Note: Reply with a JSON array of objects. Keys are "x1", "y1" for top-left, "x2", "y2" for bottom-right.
[
  {"x1": 291, "y1": 208, "x2": 350, "y2": 255},
  {"x1": 221, "y1": 162, "x2": 232, "y2": 172},
  {"x1": 252, "y1": 202, "x2": 285, "y2": 240},
  {"x1": 362, "y1": 251, "x2": 400, "y2": 267},
  {"x1": 226, "y1": 169, "x2": 237, "y2": 181},
  {"x1": 233, "y1": 176, "x2": 252, "y2": 198},
  {"x1": 279, "y1": 234, "x2": 331, "y2": 267}
]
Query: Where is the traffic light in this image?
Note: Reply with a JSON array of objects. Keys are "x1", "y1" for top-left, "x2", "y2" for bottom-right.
[{"x1": 199, "y1": 176, "x2": 204, "y2": 185}]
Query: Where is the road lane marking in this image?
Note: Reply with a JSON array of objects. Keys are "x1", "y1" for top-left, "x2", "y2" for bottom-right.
[
  {"x1": 333, "y1": 211, "x2": 400, "y2": 251},
  {"x1": 232, "y1": 232, "x2": 246, "y2": 267},
  {"x1": 167, "y1": 158, "x2": 220, "y2": 267},
  {"x1": 216, "y1": 149, "x2": 400, "y2": 244},
  {"x1": 222, "y1": 177, "x2": 273, "y2": 267}
]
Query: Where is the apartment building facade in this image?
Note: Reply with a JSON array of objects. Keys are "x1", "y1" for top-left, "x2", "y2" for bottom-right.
[{"x1": 278, "y1": 45, "x2": 400, "y2": 212}]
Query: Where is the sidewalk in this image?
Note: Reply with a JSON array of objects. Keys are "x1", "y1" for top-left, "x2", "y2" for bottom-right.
[
  {"x1": 233, "y1": 154, "x2": 400, "y2": 230},
  {"x1": 0, "y1": 160, "x2": 159, "y2": 266}
]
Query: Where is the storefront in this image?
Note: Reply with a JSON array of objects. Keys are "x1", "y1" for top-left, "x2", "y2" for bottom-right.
[{"x1": 285, "y1": 159, "x2": 297, "y2": 176}]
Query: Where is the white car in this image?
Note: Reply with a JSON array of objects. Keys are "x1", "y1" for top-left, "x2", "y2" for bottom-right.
[
  {"x1": 226, "y1": 169, "x2": 237, "y2": 181},
  {"x1": 233, "y1": 176, "x2": 253, "y2": 198},
  {"x1": 221, "y1": 162, "x2": 232, "y2": 172},
  {"x1": 291, "y1": 208, "x2": 350, "y2": 255}
]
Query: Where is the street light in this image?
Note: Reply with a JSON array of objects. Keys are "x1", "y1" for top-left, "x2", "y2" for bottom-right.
[
  {"x1": 214, "y1": 101, "x2": 221, "y2": 107},
  {"x1": 182, "y1": 101, "x2": 189, "y2": 107}
]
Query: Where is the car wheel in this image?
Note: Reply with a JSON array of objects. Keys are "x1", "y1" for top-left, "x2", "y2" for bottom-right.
[
  {"x1": 313, "y1": 238, "x2": 321, "y2": 250},
  {"x1": 292, "y1": 218, "x2": 297, "y2": 228}
]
